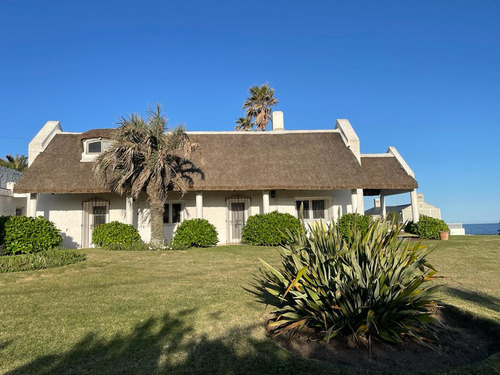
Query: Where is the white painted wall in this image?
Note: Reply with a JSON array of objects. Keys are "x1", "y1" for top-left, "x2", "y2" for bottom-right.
[
  {"x1": 34, "y1": 189, "x2": 357, "y2": 248},
  {"x1": 36, "y1": 193, "x2": 128, "y2": 248},
  {"x1": 28, "y1": 121, "x2": 62, "y2": 166},
  {"x1": 402, "y1": 204, "x2": 441, "y2": 222},
  {"x1": 0, "y1": 187, "x2": 28, "y2": 216},
  {"x1": 0, "y1": 190, "x2": 16, "y2": 216}
]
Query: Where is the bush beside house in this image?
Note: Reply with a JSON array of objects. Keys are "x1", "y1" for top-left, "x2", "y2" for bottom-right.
[
  {"x1": 337, "y1": 213, "x2": 371, "y2": 239},
  {"x1": 172, "y1": 219, "x2": 218, "y2": 248},
  {"x1": 242, "y1": 211, "x2": 302, "y2": 246},
  {"x1": 405, "y1": 215, "x2": 449, "y2": 239},
  {"x1": 2, "y1": 216, "x2": 62, "y2": 254},
  {"x1": 92, "y1": 221, "x2": 142, "y2": 249},
  {"x1": 0, "y1": 215, "x2": 10, "y2": 246}
]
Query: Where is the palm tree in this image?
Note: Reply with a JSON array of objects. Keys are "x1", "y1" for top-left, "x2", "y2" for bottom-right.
[
  {"x1": 0, "y1": 154, "x2": 28, "y2": 171},
  {"x1": 93, "y1": 105, "x2": 203, "y2": 246},
  {"x1": 235, "y1": 117, "x2": 253, "y2": 131},
  {"x1": 236, "y1": 83, "x2": 278, "y2": 131}
]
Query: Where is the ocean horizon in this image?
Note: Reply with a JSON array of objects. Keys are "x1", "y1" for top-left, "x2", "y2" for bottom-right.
[{"x1": 462, "y1": 223, "x2": 499, "y2": 235}]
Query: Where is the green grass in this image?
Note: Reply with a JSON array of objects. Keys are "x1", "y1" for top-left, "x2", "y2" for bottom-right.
[
  {"x1": 0, "y1": 237, "x2": 498, "y2": 374},
  {"x1": 0, "y1": 249, "x2": 85, "y2": 273}
]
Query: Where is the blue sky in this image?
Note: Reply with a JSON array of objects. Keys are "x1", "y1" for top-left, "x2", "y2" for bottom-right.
[{"x1": 1, "y1": 0, "x2": 499, "y2": 223}]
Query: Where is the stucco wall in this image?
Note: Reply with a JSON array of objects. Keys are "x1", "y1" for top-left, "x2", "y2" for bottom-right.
[
  {"x1": 35, "y1": 189, "x2": 356, "y2": 249},
  {"x1": 0, "y1": 190, "x2": 16, "y2": 216},
  {"x1": 0, "y1": 189, "x2": 27, "y2": 216},
  {"x1": 36, "y1": 193, "x2": 128, "y2": 248},
  {"x1": 402, "y1": 204, "x2": 441, "y2": 222}
]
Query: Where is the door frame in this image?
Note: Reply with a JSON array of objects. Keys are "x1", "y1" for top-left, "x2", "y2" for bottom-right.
[
  {"x1": 82, "y1": 199, "x2": 110, "y2": 248},
  {"x1": 226, "y1": 196, "x2": 251, "y2": 244}
]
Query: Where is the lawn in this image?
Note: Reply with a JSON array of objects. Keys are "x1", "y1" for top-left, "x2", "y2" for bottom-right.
[{"x1": 0, "y1": 236, "x2": 498, "y2": 374}]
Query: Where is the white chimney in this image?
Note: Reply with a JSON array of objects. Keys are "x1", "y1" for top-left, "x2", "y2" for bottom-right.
[
  {"x1": 374, "y1": 198, "x2": 380, "y2": 208},
  {"x1": 272, "y1": 111, "x2": 284, "y2": 131}
]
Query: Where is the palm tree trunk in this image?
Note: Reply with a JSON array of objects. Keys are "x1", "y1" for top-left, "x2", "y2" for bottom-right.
[{"x1": 147, "y1": 185, "x2": 165, "y2": 247}]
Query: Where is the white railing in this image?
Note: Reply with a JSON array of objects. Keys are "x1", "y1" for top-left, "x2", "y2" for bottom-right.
[{"x1": 447, "y1": 223, "x2": 465, "y2": 235}]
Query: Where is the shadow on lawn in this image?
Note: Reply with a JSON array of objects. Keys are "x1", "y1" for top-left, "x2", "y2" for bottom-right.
[
  {"x1": 444, "y1": 286, "x2": 500, "y2": 313},
  {"x1": 7, "y1": 310, "x2": 341, "y2": 375}
]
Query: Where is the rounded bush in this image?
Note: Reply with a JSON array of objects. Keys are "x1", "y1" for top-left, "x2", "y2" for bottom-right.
[
  {"x1": 172, "y1": 219, "x2": 218, "y2": 248},
  {"x1": 242, "y1": 211, "x2": 302, "y2": 246},
  {"x1": 337, "y1": 213, "x2": 371, "y2": 239},
  {"x1": 4, "y1": 216, "x2": 63, "y2": 254},
  {"x1": 260, "y1": 220, "x2": 440, "y2": 344},
  {"x1": 405, "y1": 215, "x2": 449, "y2": 239},
  {"x1": 92, "y1": 221, "x2": 141, "y2": 248}
]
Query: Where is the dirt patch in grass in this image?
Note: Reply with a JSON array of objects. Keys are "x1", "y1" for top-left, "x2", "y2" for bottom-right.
[{"x1": 270, "y1": 305, "x2": 500, "y2": 372}]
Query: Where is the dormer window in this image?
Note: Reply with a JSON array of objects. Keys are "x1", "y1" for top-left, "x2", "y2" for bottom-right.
[
  {"x1": 81, "y1": 138, "x2": 111, "y2": 162},
  {"x1": 87, "y1": 141, "x2": 102, "y2": 154}
]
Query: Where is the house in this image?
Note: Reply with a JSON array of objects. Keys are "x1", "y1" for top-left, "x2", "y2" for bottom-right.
[
  {"x1": 0, "y1": 166, "x2": 28, "y2": 216},
  {"x1": 14, "y1": 112, "x2": 419, "y2": 248},
  {"x1": 365, "y1": 193, "x2": 441, "y2": 222}
]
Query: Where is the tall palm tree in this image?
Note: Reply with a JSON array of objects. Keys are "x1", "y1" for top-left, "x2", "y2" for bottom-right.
[
  {"x1": 0, "y1": 154, "x2": 28, "y2": 171},
  {"x1": 93, "y1": 105, "x2": 202, "y2": 246},
  {"x1": 236, "y1": 83, "x2": 278, "y2": 131}
]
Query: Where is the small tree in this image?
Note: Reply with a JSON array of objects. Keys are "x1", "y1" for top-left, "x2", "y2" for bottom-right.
[{"x1": 93, "y1": 105, "x2": 203, "y2": 246}]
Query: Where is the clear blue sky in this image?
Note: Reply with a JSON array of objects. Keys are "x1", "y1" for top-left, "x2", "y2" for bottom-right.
[{"x1": 1, "y1": 0, "x2": 499, "y2": 224}]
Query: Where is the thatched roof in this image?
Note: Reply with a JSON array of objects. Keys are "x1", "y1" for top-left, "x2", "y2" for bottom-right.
[
  {"x1": 14, "y1": 129, "x2": 418, "y2": 194},
  {"x1": 361, "y1": 156, "x2": 418, "y2": 190}
]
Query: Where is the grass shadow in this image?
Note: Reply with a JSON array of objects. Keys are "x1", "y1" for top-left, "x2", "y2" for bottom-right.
[
  {"x1": 6, "y1": 309, "x2": 344, "y2": 375},
  {"x1": 444, "y1": 286, "x2": 500, "y2": 313}
]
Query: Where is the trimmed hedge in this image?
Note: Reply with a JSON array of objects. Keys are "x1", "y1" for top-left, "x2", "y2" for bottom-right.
[
  {"x1": 242, "y1": 211, "x2": 302, "y2": 246},
  {"x1": 0, "y1": 215, "x2": 10, "y2": 246},
  {"x1": 172, "y1": 219, "x2": 218, "y2": 248},
  {"x1": 92, "y1": 221, "x2": 142, "y2": 249},
  {"x1": 337, "y1": 213, "x2": 371, "y2": 239},
  {"x1": 3, "y1": 216, "x2": 62, "y2": 254},
  {"x1": 405, "y1": 215, "x2": 449, "y2": 239}
]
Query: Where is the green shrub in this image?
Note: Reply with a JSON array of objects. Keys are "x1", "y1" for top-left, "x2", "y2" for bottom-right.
[
  {"x1": 259, "y1": 220, "x2": 440, "y2": 344},
  {"x1": 0, "y1": 215, "x2": 10, "y2": 245},
  {"x1": 92, "y1": 221, "x2": 142, "y2": 249},
  {"x1": 386, "y1": 211, "x2": 402, "y2": 223},
  {"x1": 0, "y1": 249, "x2": 85, "y2": 273},
  {"x1": 4, "y1": 216, "x2": 63, "y2": 254},
  {"x1": 405, "y1": 220, "x2": 418, "y2": 234},
  {"x1": 337, "y1": 213, "x2": 371, "y2": 239},
  {"x1": 405, "y1": 215, "x2": 449, "y2": 239},
  {"x1": 242, "y1": 211, "x2": 302, "y2": 246},
  {"x1": 172, "y1": 219, "x2": 218, "y2": 248}
]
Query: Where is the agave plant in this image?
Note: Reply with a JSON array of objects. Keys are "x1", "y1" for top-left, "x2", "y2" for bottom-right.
[{"x1": 259, "y1": 220, "x2": 441, "y2": 345}]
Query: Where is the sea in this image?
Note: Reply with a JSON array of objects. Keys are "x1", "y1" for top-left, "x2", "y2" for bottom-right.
[{"x1": 463, "y1": 223, "x2": 500, "y2": 235}]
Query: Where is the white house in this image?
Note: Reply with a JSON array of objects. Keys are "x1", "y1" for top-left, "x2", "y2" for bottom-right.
[
  {"x1": 365, "y1": 193, "x2": 441, "y2": 222},
  {"x1": 0, "y1": 166, "x2": 28, "y2": 216},
  {"x1": 14, "y1": 112, "x2": 420, "y2": 248}
]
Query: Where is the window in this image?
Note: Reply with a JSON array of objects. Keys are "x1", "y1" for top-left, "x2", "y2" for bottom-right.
[
  {"x1": 163, "y1": 203, "x2": 182, "y2": 224},
  {"x1": 295, "y1": 200, "x2": 310, "y2": 219},
  {"x1": 81, "y1": 138, "x2": 111, "y2": 162},
  {"x1": 15, "y1": 208, "x2": 23, "y2": 216},
  {"x1": 312, "y1": 200, "x2": 325, "y2": 219},
  {"x1": 296, "y1": 199, "x2": 328, "y2": 220},
  {"x1": 88, "y1": 141, "x2": 102, "y2": 153}
]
